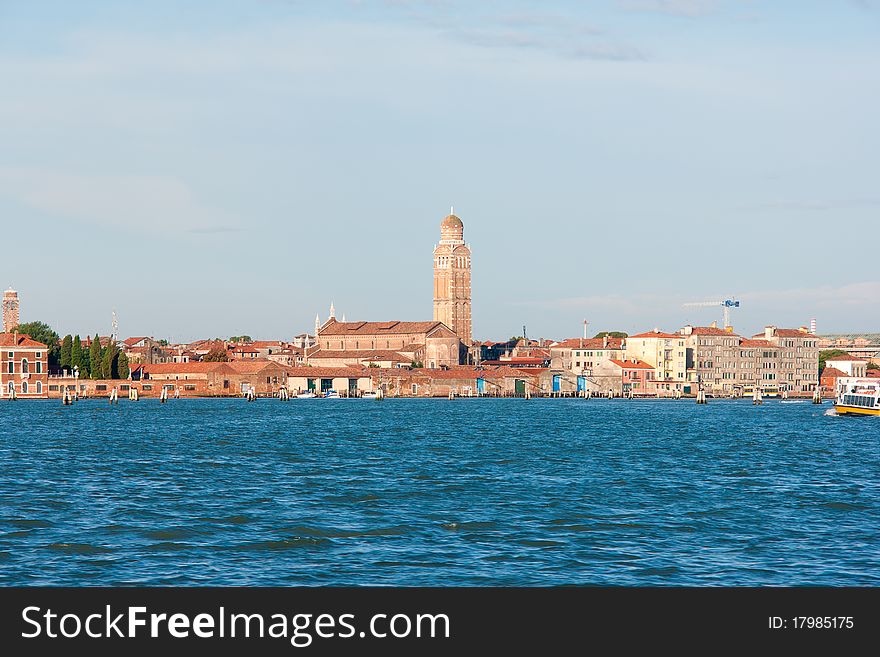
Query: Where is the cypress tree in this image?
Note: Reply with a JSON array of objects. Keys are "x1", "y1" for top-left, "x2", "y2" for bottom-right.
[
  {"x1": 101, "y1": 341, "x2": 116, "y2": 379},
  {"x1": 71, "y1": 335, "x2": 83, "y2": 374},
  {"x1": 60, "y1": 335, "x2": 73, "y2": 371},
  {"x1": 89, "y1": 335, "x2": 102, "y2": 380},
  {"x1": 116, "y1": 352, "x2": 130, "y2": 379}
]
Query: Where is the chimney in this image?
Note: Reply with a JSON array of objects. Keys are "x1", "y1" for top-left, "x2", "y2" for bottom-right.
[
  {"x1": 603, "y1": 336, "x2": 608, "y2": 348},
  {"x1": 764, "y1": 326, "x2": 774, "y2": 340},
  {"x1": 681, "y1": 325, "x2": 693, "y2": 336}
]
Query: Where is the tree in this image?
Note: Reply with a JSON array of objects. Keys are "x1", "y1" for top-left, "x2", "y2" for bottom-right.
[
  {"x1": 71, "y1": 335, "x2": 84, "y2": 374},
  {"x1": 230, "y1": 335, "x2": 252, "y2": 343},
  {"x1": 594, "y1": 331, "x2": 628, "y2": 339},
  {"x1": 819, "y1": 349, "x2": 850, "y2": 373},
  {"x1": 11, "y1": 321, "x2": 61, "y2": 370},
  {"x1": 60, "y1": 335, "x2": 73, "y2": 371},
  {"x1": 89, "y1": 335, "x2": 103, "y2": 379},
  {"x1": 102, "y1": 341, "x2": 117, "y2": 379},
  {"x1": 203, "y1": 346, "x2": 230, "y2": 362},
  {"x1": 867, "y1": 361, "x2": 879, "y2": 372},
  {"x1": 116, "y1": 351, "x2": 130, "y2": 379}
]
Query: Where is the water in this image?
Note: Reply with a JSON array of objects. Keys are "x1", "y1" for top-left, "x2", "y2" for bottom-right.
[{"x1": 0, "y1": 398, "x2": 877, "y2": 586}]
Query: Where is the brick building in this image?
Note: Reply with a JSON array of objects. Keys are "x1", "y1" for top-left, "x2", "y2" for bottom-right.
[
  {"x1": 310, "y1": 317, "x2": 462, "y2": 369},
  {"x1": 0, "y1": 333, "x2": 49, "y2": 398}
]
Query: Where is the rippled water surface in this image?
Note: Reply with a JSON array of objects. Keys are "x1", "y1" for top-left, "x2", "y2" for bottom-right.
[{"x1": 1, "y1": 398, "x2": 878, "y2": 585}]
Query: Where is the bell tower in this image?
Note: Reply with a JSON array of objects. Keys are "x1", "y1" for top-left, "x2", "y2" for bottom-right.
[
  {"x1": 2, "y1": 288, "x2": 19, "y2": 333},
  {"x1": 433, "y1": 209, "x2": 472, "y2": 345}
]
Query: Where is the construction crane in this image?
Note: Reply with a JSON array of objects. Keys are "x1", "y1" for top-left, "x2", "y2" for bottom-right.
[{"x1": 683, "y1": 298, "x2": 740, "y2": 329}]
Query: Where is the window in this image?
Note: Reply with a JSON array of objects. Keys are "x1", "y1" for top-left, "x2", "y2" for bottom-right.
[
  {"x1": 7, "y1": 362, "x2": 12, "y2": 374},
  {"x1": 36, "y1": 381, "x2": 42, "y2": 394},
  {"x1": 36, "y1": 362, "x2": 42, "y2": 374},
  {"x1": 96, "y1": 385, "x2": 107, "y2": 391},
  {"x1": 22, "y1": 381, "x2": 28, "y2": 394}
]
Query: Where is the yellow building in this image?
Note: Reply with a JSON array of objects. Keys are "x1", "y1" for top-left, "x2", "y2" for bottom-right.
[{"x1": 625, "y1": 329, "x2": 687, "y2": 393}]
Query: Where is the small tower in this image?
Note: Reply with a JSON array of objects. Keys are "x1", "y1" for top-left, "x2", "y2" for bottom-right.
[
  {"x1": 2, "y1": 287, "x2": 20, "y2": 333},
  {"x1": 433, "y1": 209, "x2": 472, "y2": 345},
  {"x1": 329, "y1": 302, "x2": 336, "y2": 320},
  {"x1": 315, "y1": 313, "x2": 321, "y2": 338}
]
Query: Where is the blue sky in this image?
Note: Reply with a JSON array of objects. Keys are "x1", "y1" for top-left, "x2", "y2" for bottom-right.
[{"x1": 1, "y1": 0, "x2": 878, "y2": 341}]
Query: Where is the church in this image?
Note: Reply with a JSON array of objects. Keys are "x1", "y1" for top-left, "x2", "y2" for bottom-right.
[{"x1": 307, "y1": 210, "x2": 472, "y2": 369}]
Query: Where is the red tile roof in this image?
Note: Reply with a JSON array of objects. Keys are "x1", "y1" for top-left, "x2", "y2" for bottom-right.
[
  {"x1": 319, "y1": 319, "x2": 445, "y2": 336},
  {"x1": 739, "y1": 339, "x2": 775, "y2": 348},
  {"x1": 752, "y1": 328, "x2": 811, "y2": 338},
  {"x1": 820, "y1": 367, "x2": 847, "y2": 379},
  {"x1": 0, "y1": 333, "x2": 47, "y2": 348},
  {"x1": 688, "y1": 326, "x2": 740, "y2": 336},
  {"x1": 286, "y1": 366, "x2": 370, "y2": 378},
  {"x1": 629, "y1": 330, "x2": 683, "y2": 340},
  {"x1": 122, "y1": 336, "x2": 149, "y2": 346},
  {"x1": 609, "y1": 359, "x2": 654, "y2": 370},
  {"x1": 227, "y1": 360, "x2": 288, "y2": 374},
  {"x1": 825, "y1": 354, "x2": 866, "y2": 362}
]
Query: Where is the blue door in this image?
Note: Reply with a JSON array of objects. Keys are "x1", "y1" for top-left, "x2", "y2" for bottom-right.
[
  {"x1": 577, "y1": 376, "x2": 586, "y2": 392},
  {"x1": 476, "y1": 378, "x2": 485, "y2": 394},
  {"x1": 552, "y1": 375, "x2": 561, "y2": 392}
]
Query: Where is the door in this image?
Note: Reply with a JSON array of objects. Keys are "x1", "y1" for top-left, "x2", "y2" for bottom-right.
[
  {"x1": 552, "y1": 375, "x2": 561, "y2": 392},
  {"x1": 476, "y1": 378, "x2": 485, "y2": 394},
  {"x1": 577, "y1": 376, "x2": 586, "y2": 392},
  {"x1": 515, "y1": 379, "x2": 526, "y2": 395}
]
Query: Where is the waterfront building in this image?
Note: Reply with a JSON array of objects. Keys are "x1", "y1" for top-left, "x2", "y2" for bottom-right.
[
  {"x1": 549, "y1": 337, "x2": 626, "y2": 376},
  {"x1": 2, "y1": 288, "x2": 20, "y2": 333},
  {"x1": 433, "y1": 211, "x2": 472, "y2": 346},
  {"x1": 823, "y1": 354, "x2": 868, "y2": 378},
  {"x1": 0, "y1": 333, "x2": 49, "y2": 398},
  {"x1": 592, "y1": 359, "x2": 655, "y2": 396},
  {"x1": 625, "y1": 330, "x2": 688, "y2": 393},
  {"x1": 681, "y1": 324, "x2": 742, "y2": 395},
  {"x1": 310, "y1": 318, "x2": 462, "y2": 369},
  {"x1": 680, "y1": 325, "x2": 819, "y2": 395}
]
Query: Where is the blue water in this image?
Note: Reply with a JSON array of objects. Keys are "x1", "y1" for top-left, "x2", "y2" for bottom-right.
[{"x1": 0, "y1": 398, "x2": 877, "y2": 586}]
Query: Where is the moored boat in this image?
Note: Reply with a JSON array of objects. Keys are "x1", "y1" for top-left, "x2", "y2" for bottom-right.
[
  {"x1": 834, "y1": 377, "x2": 880, "y2": 416},
  {"x1": 296, "y1": 391, "x2": 317, "y2": 399}
]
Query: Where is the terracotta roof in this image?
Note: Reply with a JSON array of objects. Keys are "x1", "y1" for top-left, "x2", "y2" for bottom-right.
[
  {"x1": 122, "y1": 336, "x2": 149, "y2": 346},
  {"x1": 0, "y1": 333, "x2": 47, "y2": 348},
  {"x1": 820, "y1": 367, "x2": 847, "y2": 378},
  {"x1": 825, "y1": 354, "x2": 866, "y2": 362},
  {"x1": 319, "y1": 319, "x2": 444, "y2": 336},
  {"x1": 752, "y1": 328, "x2": 811, "y2": 338},
  {"x1": 629, "y1": 330, "x2": 683, "y2": 340},
  {"x1": 739, "y1": 339, "x2": 775, "y2": 348},
  {"x1": 609, "y1": 359, "x2": 654, "y2": 370},
  {"x1": 481, "y1": 357, "x2": 548, "y2": 366},
  {"x1": 286, "y1": 366, "x2": 369, "y2": 378},
  {"x1": 688, "y1": 326, "x2": 740, "y2": 336},
  {"x1": 227, "y1": 360, "x2": 288, "y2": 374},
  {"x1": 250, "y1": 341, "x2": 285, "y2": 348},
  {"x1": 230, "y1": 344, "x2": 260, "y2": 353}
]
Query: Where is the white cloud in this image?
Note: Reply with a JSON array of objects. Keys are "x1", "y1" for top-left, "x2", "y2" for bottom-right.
[{"x1": 617, "y1": 0, "x2": 718, "y2": 17}]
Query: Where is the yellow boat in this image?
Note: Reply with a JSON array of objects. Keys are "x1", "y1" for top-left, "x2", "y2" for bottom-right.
[{"x1": 834, "y1": 377, "x2": 880, "y2": 416}]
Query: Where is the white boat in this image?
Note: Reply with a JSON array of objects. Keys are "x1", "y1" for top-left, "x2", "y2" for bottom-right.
[
  {"x1": 361, "y1": 392, "x2": 378, "y2": 399},
  {"x1": 323, "y1": 390, "x2": 341, "y2": 399},
  {"x1": 834, "y1": 377, "x2": 880, "y2": 417},
  {"x1": 296, "y1": 392, "x2": 317, "y2": 399}
]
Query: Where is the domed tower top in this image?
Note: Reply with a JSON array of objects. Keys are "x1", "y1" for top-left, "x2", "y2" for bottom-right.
[{"x1": 439, "y1": 207, "x2": 464, "y2": 243}]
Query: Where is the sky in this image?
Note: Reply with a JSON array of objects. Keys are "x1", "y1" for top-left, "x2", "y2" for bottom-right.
[{"x1": 1, "y1": 0, "x2": 878, "y2": 342}]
